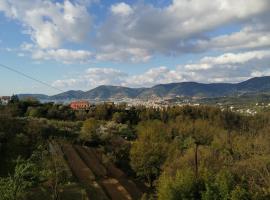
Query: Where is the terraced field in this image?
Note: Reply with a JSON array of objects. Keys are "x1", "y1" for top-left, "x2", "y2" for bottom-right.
[{"x1": 51, "y1": 141, "x2": 142, "y2": 200}]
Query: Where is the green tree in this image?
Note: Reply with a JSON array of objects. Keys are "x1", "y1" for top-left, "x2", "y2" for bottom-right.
[
  {"x1": 0, "y1": 157, "x2": 38, "y2": 200},
  {"x1": 178, "y1": 120, "x2": 215, "y2": 178},
  {"x1": 9, "y1": 95, "x2": 19, "y2": 104},
  {"x1": 94, "y1": 104, "x2": 110, "y2": 120},
  {"x1": 112, "y1": 112, "x2": 123, "y2": 123},
  {"x1": 130, "y1": 120, "x2": 168, "y2": 187},
  {"x1": 231, "y1": 186, "x2": 250, "y2": 200},
  {"x1": 158, "y1": 168, "x2": 197, "y2": 200},
  {"x1": 26, "y1": 107, "x2": 42, "y2": 118},
  {"x1": 202, "y1": 170, "x2": 235, "y2": 200},
  {"x1": 80, "y1": 118, "x2": 100, "y2": 144},
  {"x1": 45, "y1": 150, "x2": 70, "y2": 200}
]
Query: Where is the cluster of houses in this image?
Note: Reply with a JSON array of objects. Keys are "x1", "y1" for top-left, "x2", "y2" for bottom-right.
[
  {"x1": 0, "y1": 96, "x2": 11, "y2": 105},
  {"x1": 0, "y1": 97, "x2": 109, "y2": 111}
]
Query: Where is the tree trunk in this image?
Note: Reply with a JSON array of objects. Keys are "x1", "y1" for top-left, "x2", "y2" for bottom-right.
[
  {"x1": 147, "y1": 174, "x2": 153, "y2": 189},
  {"x1": 195, "y1": 144, "x2": 199, "y2": 179},
  {"x1": 227, "y1": 130, "x2": 234, "y2": 154}
]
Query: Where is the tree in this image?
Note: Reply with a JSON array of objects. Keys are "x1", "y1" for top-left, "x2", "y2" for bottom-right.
[
  {"x1": 9, "y1": 95, "x2": 19, "y2": 104},
  {"x1": 222, "y1": 108, "x2": 241, "y2": 152},
  {"x1": 202, "y1": 170, "x2": 235, "y2": 200},
  {"x1": 112, "y1": 112, "x2": 123, "y2": 123},
  {"x1": 158, "y1": 168, "x2": 197, "y2": 200},
  {"x1": 80, "y1": 118, "x2": 100, "y2": 144},
  {"x1": 181, "y1": 120, "x2": 215, "y2": 179},
  {"x1": 44, "y1": 151, "x2": 70, "y2": 200},
  {"x1": 231, "y1": 186, "x2": 250, "y2": 200},
  {"x1": 130, "y1": 120, "x2": 168, "y2": 187},
  {"x1": 0, "y1": 157, "x2": 38, "y2": 200},
  {"x1": 118, "y1": 124, "x2": 136, "y2": 140},
  {"x1": 26, "y1": 107, "x2": 42, "y2": 118},
  {"x1": 94, "y1": 104, "x2": 110, "y2": 120}
]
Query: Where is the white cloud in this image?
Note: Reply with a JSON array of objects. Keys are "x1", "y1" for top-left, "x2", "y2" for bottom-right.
[
  {"x1": 20, "y1": 43, "x2": 92, "y2": 63},
  {"x1": 197, "y1": 26, "x2": 270, "y2": 51},
  {"x1": 184, "y1": 50, "x2": 270, "y2": 71},
  {"x1": 52, "y1": 79, "x2": 80, "y2": 88},
  {"x1": 52, "y1": 66, "x2": 183, "y2": 90},
  {"x1": 17, "y1": 53, "x2": 25, "y2": 57},
  {"x1": 21, "y1": 43, "x2": 34, "y2": 51},
  {"x1": 125, "y1": 66, "x2": 183, "y2": 87},
  {"x1": 251, "y1": 71, "x2": 264, "y2": 77},
  {"x1": 96, "y1": 47, "x2": 151, "y2": 63},
  {"x1": 179, "y1": 50, "x2": 270, "y2": 83},
  {"x1": 1, "y1": 0, "x2": 270, "y2": 63},
  {"x1": 111, "y1": 2, "x2": 133, "y2": 16},
  {"x1": 95, "y1": 0, "x2": 270, "y2": 61},
  {"x1": 0, "y1": 0, "x2": 92, "y2": 49},
  {"x1": 32, "y1": 49, "x2": 92, "y2": 63},
  {"x1": 83, "y1": 68, "x2": 127, "y2": 87},
  {"x1": 0, "y1": 1, "x2": 12, "y2": 17},
  {"x1": 52, "y1": 68, "x2": 127, "y2": 89},
  {"x1": 202, "y1": 51, "x2": 270, "y2": 65},
  {"x1": 52, "y1": 50, "x2": 270, "y2": 90}
]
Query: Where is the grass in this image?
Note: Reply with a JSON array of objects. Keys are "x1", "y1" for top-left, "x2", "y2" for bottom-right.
[{"x1": 27, "y1": 183, "x2": 89, "y2": 200}]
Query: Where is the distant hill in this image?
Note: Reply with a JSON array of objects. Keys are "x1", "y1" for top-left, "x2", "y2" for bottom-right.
[
  {"x1": 50, "y1": 90, "x2": 85, "y2": 100},
  {"x1": 236, "y1": 76, "x2": 270, "y2": 93},
  {"x1": 17, "y1": 76, "x2": 270, "y2": 101},
  {"x1": 82, "y1": 85, "x2": 146, "y2": 99},
  {"x1": 17, "y1": 94, "x2": 49, "y2": 100},
  {"x1": 138, "y1": 82, "x2": 234, "y2": 98}
]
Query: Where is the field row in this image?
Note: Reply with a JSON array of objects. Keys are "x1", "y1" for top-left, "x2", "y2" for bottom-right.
[{"x1": 50, "y1": 141, "x2": 141, "y2": 200}]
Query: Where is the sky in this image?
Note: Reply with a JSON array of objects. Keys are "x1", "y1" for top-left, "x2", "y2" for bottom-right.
[{"x1": 0, "y1": 0, "x2": 270, "y2": 95}]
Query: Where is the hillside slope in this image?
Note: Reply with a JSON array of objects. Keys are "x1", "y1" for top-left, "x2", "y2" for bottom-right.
[{"x1": 17, "y1": 76, "x2": 270, "y2": 101}]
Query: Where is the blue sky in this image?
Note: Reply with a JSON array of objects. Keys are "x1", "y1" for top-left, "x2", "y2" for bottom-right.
[{"x1": 0, "y1": 0, "x2": 270, "y2": 95}]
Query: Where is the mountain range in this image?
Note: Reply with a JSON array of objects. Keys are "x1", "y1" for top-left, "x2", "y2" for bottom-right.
[{"x1": 17, "y1": 76, "x2": 270, "y2": 101}]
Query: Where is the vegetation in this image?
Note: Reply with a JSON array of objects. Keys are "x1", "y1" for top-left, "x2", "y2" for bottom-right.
[{"x1": 1, "y1": 96, "x2": 270, "y2": 199}]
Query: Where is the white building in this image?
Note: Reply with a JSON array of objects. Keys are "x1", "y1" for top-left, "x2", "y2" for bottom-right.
[{"x1": 0, "y1": 96, "x2": 11, "y2": 105}]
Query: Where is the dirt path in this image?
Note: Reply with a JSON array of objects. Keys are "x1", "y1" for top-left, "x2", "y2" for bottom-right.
[
  {"x1": 106, "y1": 162, "x2": 142, "y2": 200},
  {"x1": 87, "y1": 147, "x2": 142, "y2": 200},
  {"x1": 75, "y1": 145, "x2": 132, "y2": 200},
  {"x1": 58, "y1": 142, "x2": 142, "y2": 200},
  {"x1": 74, "y1": 145, "x2": 107, "y2": 178},
  {"x1": 61, "y1": 143, "x2": 109, "y2": 200},
  {"x1": 101, "y1": 178, "x2": 132, "y2": 200}
]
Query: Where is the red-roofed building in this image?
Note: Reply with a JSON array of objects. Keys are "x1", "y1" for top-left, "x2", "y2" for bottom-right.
[{"x1": 70, "y1": 100, "x2": 91, "y2": 110}]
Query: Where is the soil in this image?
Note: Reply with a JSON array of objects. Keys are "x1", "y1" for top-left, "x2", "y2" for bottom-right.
[{"x1": 58, "y1": 142, "x2": 142, "y2": 200}]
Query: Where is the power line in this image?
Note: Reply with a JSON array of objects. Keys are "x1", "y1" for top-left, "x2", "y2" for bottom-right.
[{"x1": 0, "y1": 63, "x2": 64, "y2": 93}]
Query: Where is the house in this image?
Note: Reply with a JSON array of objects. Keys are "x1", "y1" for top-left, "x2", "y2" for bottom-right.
[
  {"x1": 0, "y1": 96, "x2": 11, "y2": 105},
  {"x1": 70, "y1": 100, "x2": 91, "y2": 110}
]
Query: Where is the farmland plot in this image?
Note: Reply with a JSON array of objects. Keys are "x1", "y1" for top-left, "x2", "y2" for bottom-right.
[
  {"x1": 61, "y1": 143, "x2": 109, "y2": 200},
  {"x1": 86, "y1": 147, "x2": 142, "y2": 200},
  {"x1": 75, "y1": 145, "x2": 132, "y2": 200},
  {"x1": 54, "y1": 141, "x2": 142, "y2": 200}
]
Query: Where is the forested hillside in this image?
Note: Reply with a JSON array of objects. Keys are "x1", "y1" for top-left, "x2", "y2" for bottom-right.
[{"x1": 19, "y1": 76, "x2": 270, "y2": 101}]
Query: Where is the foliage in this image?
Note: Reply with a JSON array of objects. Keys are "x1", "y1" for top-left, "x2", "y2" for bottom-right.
[
  {"x1": 130, "y1": 120, "x2": 168, "y2": 187},
  {"x1": 158, "y1": 168, "x2": 198, "y2": 200},
  {"x1": 1, "y1": 99, "x2": 270, "y2": 199},
  {"x1": 0, "y1": 157, "x2": 39, "y2": 200},
  {"x1": 80, "y1": 118, "x2": 100, "y2": 144}
]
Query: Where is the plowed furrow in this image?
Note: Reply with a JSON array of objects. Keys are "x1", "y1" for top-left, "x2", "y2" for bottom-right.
[
  {"x1": 75, "y1": 145, "x2": 107, "y2": 178},
  {"x1": 61, "y1": 143, "x2": 109, "y2": 200},
  {"x1": 89, "y1": 148, "x2": 142, "y2": 199},
  {"x1": 76, "y1": 145, "x2": 133, "y2": 200},
  {"x1": 100, "y1": 178, "x2": 132, "y2": 200}
]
